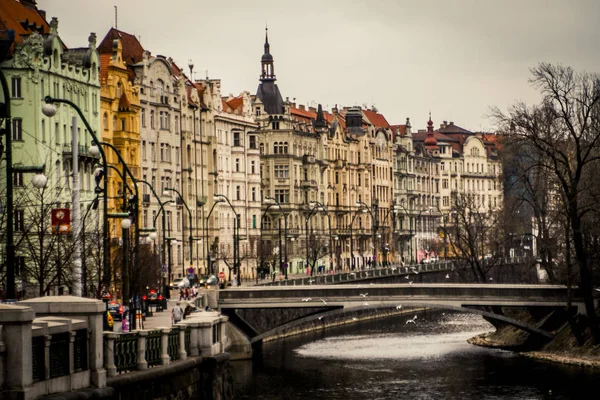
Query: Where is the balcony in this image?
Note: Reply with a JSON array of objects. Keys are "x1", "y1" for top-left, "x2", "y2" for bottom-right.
[
  {"x1": 302, "y1": 154, "x2": 316, "y2": 164},
  {"x1": 300, "y1": 179, "x2": 318, "y2": 189},
  {"x1": 61, "y1": 144, "x2": 100, "y2": 160},
  {"x1": 142, "y1": 194, "x2": 151, "y2": 204}
]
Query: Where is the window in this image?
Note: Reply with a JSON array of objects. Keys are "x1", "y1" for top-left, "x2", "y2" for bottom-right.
[
  {"x1": 116, "y1": 81, "x2": 122, "y2": 98},
  {"x1": 249, "y1": 135, "x2": 256, "y2": 149},
  {"x1": 150, "y1": 110, "x2": 155, "y2": 129},
  {"x1": 274, "y1": 189, "x2": 289, "y2": 203},
  {"x1": 259, "y1": 143, "x2": 264, "y2": 154},
  {"x1": 272, "y1": 121, "x2": 280, "y2": 130},
  {"x1": 442, "y1": 179, "x2": 448, "y2": 189},
  {"x1": 13, "y1": 172, "x2": 24, "y2": 187},
  {"x1": 235, "y1": 158, "x2": 240, "y2": 172},
  {"x1": 251, "y1": 187, "x2": 256, "y2": 201},
  {"x1": 14, "y1": 209, "x2": 24, "y2": 232},
  {"x1": 11, "y1": 77, "x2": 22, "y2": 98},
  {"x1": 255, "y1": 107, "x2": 261, "y2": 116},
  {"x1": 251, "y1": 161, "x2": 255, "y2": 174},
  {"x1": 103, "y1": 113, "x2": 108, "y2": 130},
  {"x1": 274, "y1": 165, "x2": 289, "y2": 178},
  {"x1": 120, "y1": 118, "x2": 125, "y2": 131},
  {"x1": 236, "y1": 185, "x2": 241, "y2": 200},
  {"x1": 141, "y1": 108, "x2": 146, "y2": 127},
  {"x1": 233, "y1": 131, "x2": 241, "y2": 147},
  {"x1": 142, "y1": 141, "x2": 147, "y2": 160},
  {"x1": 252, "y1": 215, "x2": 257, "y2": 229},
  {"x1": 112, "y1": 116, "x2": 117, "y2": 131},
  {"x1": 12, "y1": 119, "x2": 22, "y2": 141},
  {"x1": 471, "y1": 147, "x2": 480, "y2": 157}
]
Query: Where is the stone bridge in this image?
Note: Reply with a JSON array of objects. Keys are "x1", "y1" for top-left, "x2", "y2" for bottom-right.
[{"x1": 217, "y1": 283, "x2": 584, "y2": 354}]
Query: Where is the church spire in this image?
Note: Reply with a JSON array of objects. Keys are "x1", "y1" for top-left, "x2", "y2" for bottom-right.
[{"x1": 260, "y1": 26, "x2": 275, "y2": 81}]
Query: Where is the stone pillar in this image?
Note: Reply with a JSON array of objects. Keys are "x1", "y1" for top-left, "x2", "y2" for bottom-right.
[
  {"x1": 219, "y1": 317, "x2": 228, "y2": 353},
  {"x1": 104, "y1": 333, "x2": 117, "y2": 377},
  {"x1": 69, "y1": 330, "x2": 76, "y2": 374},
  {"x1": 160, "y1": 329, "x2": 170, "y2": 365},
  {"x1": 177, "y1": 325, "x2": 187, "y2": 360},
  {"x1": 20, "y1": 296, "x2": 107, "y2": 388},
  {"x1": 186, "y1": 322, "x2": 200, "y2": 357},
  {"x1": 137, "y1": 331, "x2": 148, "y2": 370},
  {"x1": 197, "y1": 321, "x2": 213, "y2": 356},
  {"x1": 0, "y1": 305, "x2": 35, "y2": 399}
]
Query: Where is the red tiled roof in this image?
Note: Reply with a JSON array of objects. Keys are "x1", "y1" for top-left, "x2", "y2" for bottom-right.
[
  {"x1": 362, "y1": 109, "x2": 390, "y2": 129},
  {"x1": 389, "y1": 124, "x2": 406, "y2": 143},
  {"x1": 224, "y1": 96, "x2": 244, "y2": 113},
  {"x1": 0, "y1": 0, "x2": 50, "y2": 57},
  {"x1": 291, "y1": 107, "x2": 317, "y2": 119},
  {"x1": 99, "y1": 53, "x2": 112, "y2": 81},
  {"x1": 98, "y1": 28, "x2": 144, "y2": 65}
]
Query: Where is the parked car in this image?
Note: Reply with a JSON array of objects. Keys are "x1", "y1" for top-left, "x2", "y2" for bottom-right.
[
  {"x1": 144, "y1": 288, "x2": 163, "y2": 306},
  {"x1": 107, "y1": 301, "x2": 125, "y2": 322},
  {"x1": 170, "y1": 278, "x2": 184, "y2": 290}
]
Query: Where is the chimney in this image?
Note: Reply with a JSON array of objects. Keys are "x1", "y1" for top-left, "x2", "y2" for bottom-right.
[
  {"x1": 299, "y1": 104, "x2": 305, "y2": 111},
  {"x1": 309, "y1": 106, "x2": 316, "y2": 113},
  {"x1": 442, "y1": 120, "x2": 447, "y2": 129}
]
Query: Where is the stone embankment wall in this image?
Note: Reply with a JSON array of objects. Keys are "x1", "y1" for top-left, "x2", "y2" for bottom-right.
[{"x1": 40, "y1": 355, "x2": 233, "y2": 400}]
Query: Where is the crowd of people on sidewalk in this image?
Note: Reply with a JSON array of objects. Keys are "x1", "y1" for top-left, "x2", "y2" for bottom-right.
[{"x1": 178, "y1": 285, "x2": 199, "y2": 301}]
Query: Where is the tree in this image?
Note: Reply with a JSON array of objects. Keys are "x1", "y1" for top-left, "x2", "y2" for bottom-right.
[{"x1": 491, "y1": 63, "x2": 600, "y2": 343}]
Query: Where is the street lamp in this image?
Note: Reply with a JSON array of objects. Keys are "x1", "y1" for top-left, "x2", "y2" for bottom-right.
[
  {"x1": 163, "y1": 187, "x2": 194, "y2": 279},
  {"x1": 214, "y1": 194, "x2": 240, "y2": 285},
  {"x1": 266, "y1": 196, "x2": 288, "y2": 279},
  {"x1": 357, "y1": 200, "x2": 379, "y2": 268},
  {"x1": 348, "y1": 207, "x2": 367, "y2": 270},
  {"x1": 205, "y1": 197, "x2": 223, "y2": 277},
  {"x1": 42, "y1": 95, "x2": 110, "y2": 297},
  {"x1": 304, "y1": 203, "x2": 322, "y2": 276},
  {"x1": 1, "y1": 69, "x2": 47, "y2": 299},
  {"x1": 310, "y1": 201, "x2": 333, "y2": 273}
]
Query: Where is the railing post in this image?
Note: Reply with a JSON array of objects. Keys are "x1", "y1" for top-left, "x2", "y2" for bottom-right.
[
  {"x1": 0, "y1": 305, "x2": 35, "y2": 397},
  {"x1": 160, "y1": 329, "x2": 170, "y2": 365},
  {"x1": 137, "y1": 331, "x2": 148, "y2": 370},
  {"x1": 104, "y1": 333, "x2": 117, "y2": 377},
  {"x1": 44, "y1": 335, "x2": 52, "y2": 381},
  {"x1": 177, "y1": 324, "x2": 187, "y2": 360},
  {"x1": 219, "y1": 316, "x2": 228, "y2": 353},
  {"x1": 69, "y1": 330, "x2": 76, "y2": 375}
]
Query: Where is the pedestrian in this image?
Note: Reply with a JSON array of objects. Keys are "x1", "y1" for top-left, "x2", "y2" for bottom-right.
[
  {"x1": 172, "y1": 302, "x2": 183, "y2": 325},
  {"x1": 184, "y1": 287, "x2": 190, "y2": 300},
  {"x1": 179, "y1": 288, "x2": 184, "y2": 300},
  {"x1": 192, "y1": 285, "x2": 198, "y2": 298}
]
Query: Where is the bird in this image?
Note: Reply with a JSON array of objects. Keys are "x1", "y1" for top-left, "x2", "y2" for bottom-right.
[
  {"x1": 405, "y1": 315, "x2": 418, "y2": 324},
  {"x1": 405, "y1": 275, "x2": 410, "y2": 280},
  {"x1": 489, "y1": 277, "x2": 494, "y2": 281},
  {"x1": 359, "y1": 293, "x2": 368, "y2": 298},
  {"x1": 391, "y1": 267, "x2": 397, "y2": 272},
  {"x1": 318, "y1": 316, "x2": 324, "y2": 320},
  {"x1": 320, "y1": 298, "x2": 328, "y2": 305},
  {"x1": 302, "y1": 298, "x2": 311, "y2": 302},
  {"x1": 308, "y1": 279, "x2": 316, "y2": 284},
  {"x1": 445, "y1": 274, "x2": 450, "y2": 279},
  {"x1": 396, "y1": 305, "x2": 402, "y2": 310},
  {"x1": 350, "y1": 272, "x2": 356, "y2": 277},
  {"x1": 409, "y1": 281, "x2": 413, "y2": 285}
]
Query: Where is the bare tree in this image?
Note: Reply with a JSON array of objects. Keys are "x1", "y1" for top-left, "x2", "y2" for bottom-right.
[{"x1": 491, "y1": 63, "x2": 600, "y2": 343}]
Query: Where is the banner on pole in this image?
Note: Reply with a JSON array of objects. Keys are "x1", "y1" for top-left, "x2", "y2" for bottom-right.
[{"x1": 51, "y1": 208, "x2": 71, "y2": 234}]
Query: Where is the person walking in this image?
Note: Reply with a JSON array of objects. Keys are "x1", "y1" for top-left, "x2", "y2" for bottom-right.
[
  {"x1": 184, "y1": 287, "x2": 190, "y2": 300},
  {"x1": 172, "y1": 302, "x2": 183, "y2": 325},
  {"x1": 179, "y1": 288, "x2": 184, "y2": 301}
]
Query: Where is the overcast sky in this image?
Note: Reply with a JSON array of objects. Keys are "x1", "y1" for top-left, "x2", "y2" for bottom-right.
[{"x1": 37, "y1": 0, "x2": 600, "y2": 132}]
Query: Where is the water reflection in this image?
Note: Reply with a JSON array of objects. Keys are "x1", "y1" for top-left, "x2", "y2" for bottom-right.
[{"x1": 232, "y1": 311, "x2": 598, "y2": 400}]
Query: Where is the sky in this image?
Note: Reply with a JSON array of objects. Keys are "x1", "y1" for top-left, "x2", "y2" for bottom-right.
[{"x1": 37, "y1": 0, "x2": 600, "y2": 132}]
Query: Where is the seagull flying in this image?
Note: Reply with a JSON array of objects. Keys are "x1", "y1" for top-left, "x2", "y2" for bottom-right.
[
  {"x1": 396, "y1": 305, "x2": 402, "y2": 310},
  {"x1": 308, "y1": 279, "x2": 316, "y2": 284},
  {"x1": 359, "y1": 293, "x2": 368, "y2": 298},
  {"x1": 406, "y1": 315, "x2": 418, "y2": 324},
  {"x1": 350, "y1": 272, "x2": 356, "y2": 277},
  {"x1": 445, "y1": 274, "x2": 450, "y2": 279},
  {"x1": 320, "y1": 298, "x2": 328, "y2": 305},
  {"x1": 405, "y1": 275, "x2": 410, "y2": 280},
  {"x1": 409, "y1": 281, "x2": 413, "y2": 285},
  {"x1": 318, "y1": 316, "x2": 324, "y2": 320},
  {"x1": 302, "y1": 298, "x2": 312, "y2": 302}
]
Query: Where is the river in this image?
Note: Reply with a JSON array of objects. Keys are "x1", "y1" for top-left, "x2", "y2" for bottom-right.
[{"x1": 231, "y1": 310, "x2": 598, "y2": 399}]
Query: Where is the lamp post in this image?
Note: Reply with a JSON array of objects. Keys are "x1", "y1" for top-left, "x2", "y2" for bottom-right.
[
  {"x1": 205, "y1": 197, "x2": 223, "y2": 277},
  {"x1": 259, "y1": 200, "x2": 278, "y2": 280},
  {"x1": 153, "y1": 199, "x2": 174, "y2": 297},
  {"x1": 357, "y1": 200, "x2": 378, "y2": 268},
  {"x1": 304, "y1": 203, "x2": 321, "y2": 276},
  {"x1": 380, "y1": 203, "x2": 400, "y2": 267},
  {"x1": 164, "y1": 187, "x2": 193, "y2": 279},
  {"x1": 1, "y1": 70, "x2": 47, "y2": 299},
  {"x1": 349, "y1": 207, "x2": 367, "y2": 270},
  {"x1": 214, "y1": 194, "x2": 240, "y2": 285},
  {"x1": 266, "y1": 196, "x2": 288, "y2": 279},
  {"x1": 310, "y1": 201, "x2": 332, "y2": 272},
  {"x1": 42, "y1": 95, "x2": 110, "y2": 296}
]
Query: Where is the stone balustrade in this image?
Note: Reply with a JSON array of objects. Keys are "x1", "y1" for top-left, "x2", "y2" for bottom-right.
[{"x1": 0, "y1": 296, "x2": 229, "y2": 400}]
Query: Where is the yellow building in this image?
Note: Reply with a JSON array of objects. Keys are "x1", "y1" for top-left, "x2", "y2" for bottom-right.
[{"x1": 98, "y1": 39, "x2": 141, "y2": 240}]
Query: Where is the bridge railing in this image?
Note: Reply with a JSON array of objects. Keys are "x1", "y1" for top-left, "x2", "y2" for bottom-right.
[
  {"x1": 103, "y1": 311, "x2": 228, "y2": 377},
  {"x1": 263, "y1": 261, "x2": 456, "y2": 286}
]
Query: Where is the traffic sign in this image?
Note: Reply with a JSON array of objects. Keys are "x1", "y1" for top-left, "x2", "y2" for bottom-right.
[
  {"x1": 161, "y1": 264, "x2": 167, "y2": 273},
  {"x1": 187, "y1": 267, "x2": 195, "y2": 274},
  {"x1": 218, "y1": 271, "x2": 225, "y2": 279}
]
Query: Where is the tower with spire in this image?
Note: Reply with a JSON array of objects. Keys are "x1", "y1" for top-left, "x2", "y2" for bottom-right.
[{"x1": 255, "y1": 27, "x2": 284, "y2": 115}]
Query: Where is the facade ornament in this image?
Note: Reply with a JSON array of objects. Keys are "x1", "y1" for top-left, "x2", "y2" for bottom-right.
[
  {"x1": 13, "y1": 32, "x2": 45, "y2": 81},
  {"x1": 88, "y1": 32, "x2": 97, "y2": 50},
  {"x1": 49, "y1": 17, "x2": 59, "y2": 35}
]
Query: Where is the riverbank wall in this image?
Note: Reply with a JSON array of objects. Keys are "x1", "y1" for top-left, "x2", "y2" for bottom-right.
[{"x1": 468, "y1": 308, "x2": 600, "y2": 369}]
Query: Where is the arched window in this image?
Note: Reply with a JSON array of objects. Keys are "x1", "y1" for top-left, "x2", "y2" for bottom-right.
[
  {"x1": 112, "y1": 116, "x2": 117, "y2": 131},
  {"x1": 283, "y1": 142, "x2": 288, "y2": 154},
  {"x1": 471, "y1": 147, "x2": 480, "y2": 157},
  {"x1": 116, "y1": 81, "x2": 122, "y2": 98},
  {"x1": 273, "y1": 143, "x2": 278, "y2": 154},
  {"x1": 103, "y1": 113, "x2": 108, "y2": 130}
]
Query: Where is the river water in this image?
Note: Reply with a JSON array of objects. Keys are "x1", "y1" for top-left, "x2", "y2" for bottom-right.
[{"x1": 231, "y1": 311, "x2": 598, "y2": 399}]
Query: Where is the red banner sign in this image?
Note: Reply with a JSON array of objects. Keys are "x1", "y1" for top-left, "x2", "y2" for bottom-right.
[{"x1": 51, "y1": 208, "x2": 71, "y2": 234}]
